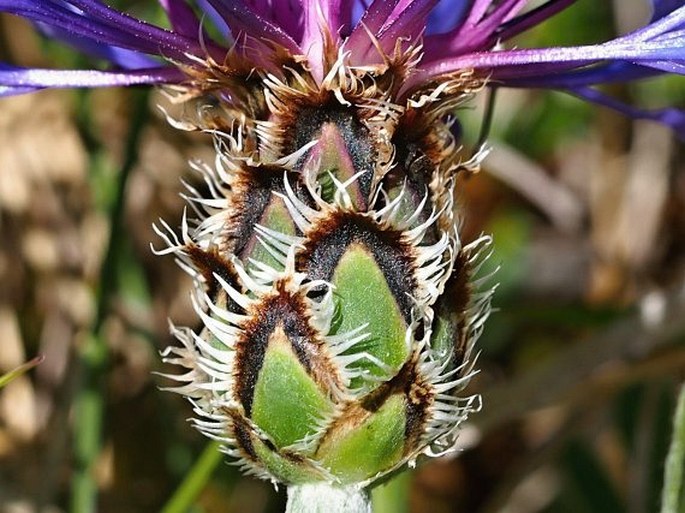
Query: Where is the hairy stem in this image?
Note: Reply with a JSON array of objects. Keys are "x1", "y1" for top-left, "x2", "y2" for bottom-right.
[{"x1": 286, "y1": 484, "x2": 371, "y2": 513}]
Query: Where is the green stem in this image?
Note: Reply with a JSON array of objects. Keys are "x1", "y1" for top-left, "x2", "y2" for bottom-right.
[
  {"x1": 371, "y1": 472, "x2": 411, "y2": 513},
  {"x1": 475, "y1": 85, "x2": 498, "y2": 151},
  {"x1": 161, "y1": 441, "x2": 224, "y2": 513},
  {"x1": 71, "y1": 333, "x2": 107, "y2": 513},
  {"x1": 93, "y1": 91, "x2": 150, "y2": 332},
  {"x1": 660, "y1": 383, "x2": 685, "y2": 513},
  {"x1": 0, "y1": 355, "x2": 44, "y2": 389},
  {"x1": 286, "y1": 484, "x2": 371, "y2": 513},
  {"x1": 70, "y1": 89, "x2": 150, "y2": 513}
]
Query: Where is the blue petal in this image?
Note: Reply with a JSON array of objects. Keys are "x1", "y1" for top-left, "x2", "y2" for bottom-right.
[
  {"x1": 158, "y1": 0, "x2": 203, "y2": 38},
  {"x1": 0, "y1": 0, "x2": 204, "y2": 61},
  {"x1": 652, "y1": 0, "x2": 685, "y2": 21},
  {"x1": 376, "y1": 0, "x2": 440, "y2": 49},
  {"x1": 246, "y1": 0, "x2": 303, "y2": 41},
  {"x1": 495, "y1": 62, "x2": 664, "y2": 88},
  {"x1": 0, "y1": 85, "x2": 42, "y2": 97},
  {"x1": 196, "y1": 0, "x2": 231, "y2": 40},
  {"x1": 417, "y1": 5, "x2": 685, "y2": 85},
  {"x1": 203, "y1": 0, "x2": 300, "y2": 53},
  {"x1": 425, "y1": 0, "x2": 470, "y2": 35},
  {"x1": 423, "y1": 0, "x2": 531, "y2": 64},
  {"x1": 496, "y1": 0, "x2": 579, "y2": 42},
  {"x1": 0, "y1": 63, "x2": 186, "y2": 89},
  {"x1": 38, "y1": 23, "x2": 160, "y2": 69},
  {"x1": 350, "y1": 0, "x2": 365, "y2": 28},
  {"x1": 570, "y1": 86, "x2": 685, "y2": 139}
]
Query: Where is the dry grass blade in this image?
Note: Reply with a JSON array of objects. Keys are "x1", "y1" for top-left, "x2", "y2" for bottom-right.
[{"x1": 0, "y1": 355, "x2": 44, "y2": 389}]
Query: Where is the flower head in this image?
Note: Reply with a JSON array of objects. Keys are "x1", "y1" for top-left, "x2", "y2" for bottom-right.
[{"x1": 2, "y1": 0, "x2": 684, "y2": 501}]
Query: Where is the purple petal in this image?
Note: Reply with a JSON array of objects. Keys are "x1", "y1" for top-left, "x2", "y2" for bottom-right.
[
  {"x1": 355, "y1": 0, "x2": 401, "y2": 34},
  {"x1": 498, "y1": 62, "x2": 665, "y2": 89},
  {"x1": 0, "y1": 0, "x2": 205, "y2": 61},
  {"x1": 350, "y1": 0, "x2": 365, "y2": 27},
  {"x1": 301, "y1": 0, "x2": 342, "y2": 80},
  {"x1": 616, "y1": 4, "x2": 685, "y2": 43},
  {"x1": 0, "y1": 85, "x2": 42, "y2": 97},
  {"x1": 196, "y1": 0, "x2": 231, "y2": 40},
  {"x1": 346, "y1": 0, "x2": 400, "y2": 61},
  {"x1": 496, "y1": 0, "x2": 580, "y2": 42},
  {"x1": 0, "y1": 64, "x2": 185, "y2": 89},
  {"x1": 158, "y1": 0, "x2": 203, "y2": 39},
  {"x1": 204, "y1": 0, "x2": 300, "y2": 54},
  {"x1": 570, "y1": 86, "x2": 685, "y2": 139},
  {"x1": 652, "y1": 0, "x2": 685, "y2": 21},
  {"x1": 347, "y1": 0, "x2": 439, "y2": 63},
  {"x1": 38, "y1": 23, "x2": 159, "y2": 69},
  {"x1": 423, "y1": 0, "x2": 529, "y2": 62},
  {"x1": 64, "y1": 0, "x2": 208, "y2": 56},
  {"x1": 338, "y1": 0, "x2": 360, "y2": 36},
  {"x1": 448, "y1": 0, "x2": 527, "y2": 38},
  {"x1": 643, "y1": 59, "x2": 685, "y2": 73},
  {"x1": 413, "y1": 36, "x2": 685, "y2": 88},
  {"x1": 468, "y1": 0, "x2": 529, "y2": 35},
  {"x1": 461, "y1": 0, "x2": 495, "y2": 27},
  {"x1": 424, "y1": 3, "x2": 685, "y2": 76},
  {"x1": 245, "y1": 0, "x2": 303, "y2": 40},
  {"x1": 425, "y1": 0, "x2": 470, "y2": 35},
  {"x1": 375, "y1": 0, "x2": 439, "y2": 52}
]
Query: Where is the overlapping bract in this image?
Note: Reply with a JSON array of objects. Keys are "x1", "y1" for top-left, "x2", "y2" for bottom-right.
[{"x1": 153, "y1": 53, "x2": 493, "y2": 484}]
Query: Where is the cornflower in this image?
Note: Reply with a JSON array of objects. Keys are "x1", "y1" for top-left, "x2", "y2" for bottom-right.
[{"x1": 1, "y1": 1, "x2": 683, "y2": 512}]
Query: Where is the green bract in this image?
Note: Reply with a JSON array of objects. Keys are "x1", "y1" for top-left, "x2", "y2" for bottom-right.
[{"x1": 158, "y1": 56, "x2": 493, "y2": 488}]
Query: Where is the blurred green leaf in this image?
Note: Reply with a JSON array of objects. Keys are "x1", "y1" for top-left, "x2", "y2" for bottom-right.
[
  {"x1": 161, "y1": 441, "x2": 224, "y2": 513},
  {"x1": 661, "y1": 384, "x2": 685, "y2": 513},
  {"x1": 0, "y1": 355, "x2": 43, "y2": 389},
  {"x1": 560, "y1": 440, "x2": 624, "y2": 513},
  {"x1": 648, "y1": 387, "x2": 676, "y2": 513}
]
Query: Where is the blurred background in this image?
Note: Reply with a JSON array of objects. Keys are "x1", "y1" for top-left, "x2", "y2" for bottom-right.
[{"x1": 0, "y1": 1, "x2": 684, "y2": 512}]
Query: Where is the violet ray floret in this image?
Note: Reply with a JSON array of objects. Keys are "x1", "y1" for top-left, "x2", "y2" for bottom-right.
[{"x1": 0, "y1": 0, "x2": 679, "y2": 133}]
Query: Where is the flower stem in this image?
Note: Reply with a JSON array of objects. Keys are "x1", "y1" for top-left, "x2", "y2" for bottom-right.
[
  {"x1": 286, "y1": 483, "x2": 371, "y2": 513},
  {"x1": 160, "y1": 440, "x2": 224, "y2": 513},
  {"x1": 70, "y1": 89, "x2": 149, "y2": 513}
]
